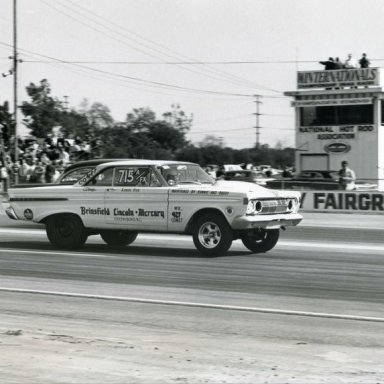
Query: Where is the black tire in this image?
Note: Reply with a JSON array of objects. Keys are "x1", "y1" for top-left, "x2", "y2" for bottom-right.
[
  {"x1": 100, "y1": 230, "x2": 138, "y2": 248},
  {"x1": 241, "y1": 228, "x2": 279, "y2": 253},
  {"x1": 46, "y1": 214, "x2": 87, "y2": 249},
  {"x1": 192, "y1": 213, "x2": 233, "y2": 257}
]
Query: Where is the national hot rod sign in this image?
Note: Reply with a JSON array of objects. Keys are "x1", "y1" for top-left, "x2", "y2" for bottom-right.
[{"x1": 297, "y1": 68, "x2": 379, "y2": 89}]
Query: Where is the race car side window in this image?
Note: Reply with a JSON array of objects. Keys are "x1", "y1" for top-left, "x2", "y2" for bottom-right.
[
  {"x1": 87, "y1": 167, "x2": 115, "y2": 186},
  {"x1": 113, "y1": 167, "x2": 151, "y2": 187},
  {"x1": 149, "y1": 169, "x2": 162, "y2": 187}
]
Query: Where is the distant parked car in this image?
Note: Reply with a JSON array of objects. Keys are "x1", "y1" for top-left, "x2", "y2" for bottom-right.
[
  {"x1": 266, "y1": 170, "x2": 340, "y2": 190},
  {"x1": 223, "y1": 170, "x2": 275, "y2": 186},
  {"x1": 266, "y1": 170, "x2": 378, "y2": 191},
  {"x1": 216, "y1": 164, "x2": 243, "y2": 178}
]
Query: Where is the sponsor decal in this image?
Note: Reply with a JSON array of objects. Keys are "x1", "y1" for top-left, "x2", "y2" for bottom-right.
[
  {"x1": 78, "y1": 168, "x2": 97, "y2": 186},
  {"x1": 81, "y1": 207, "x2": 110, "y2": 215},
  {"x1": 81, "y1": 206, "x2": 165, "y2": 219},
  {"x1": 171, "y1": 211, "x2": 182, "y2": 223},
  {"x1": 24, "y1": 209, "x2": 33, "y2": 220},
  {"x1": 324, "y1": 142, "x2": 351, "y2": 153},
  {"x1": 171, "y1": 190, "x2": 190, "y2": 194},
  {"x1": 136, "y1": 209, "x2": 165, "y2": 219},
  {"x1": 171, "y1": 206, "x2": 183, "y2": 223},
  {"x1": 121, "y1": 188, "x2": 140, "y2": 193},
  {"x1": 171, "y1": 189, "x2": 230, "y2": 196}
]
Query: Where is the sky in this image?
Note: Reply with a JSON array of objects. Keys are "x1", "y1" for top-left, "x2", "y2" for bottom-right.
[{"x1": 1, "y1": 0, "x2": 384, "y2": 149}]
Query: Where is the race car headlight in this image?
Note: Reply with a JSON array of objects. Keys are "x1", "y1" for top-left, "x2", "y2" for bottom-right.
[
  {"x1": 246, "y1": 200, "x2": 262, "y2": 215},
  {"x1": 286, "y1": 198, "x2": 299, "y2": 212}
]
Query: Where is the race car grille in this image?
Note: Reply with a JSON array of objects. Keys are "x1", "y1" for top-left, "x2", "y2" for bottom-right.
[
  {"x1": 247, "y1": 198, "x2": 296, "y2": 215},
  {"x1": 259, "y1": 199, "x2": 289, "y2": 214}
]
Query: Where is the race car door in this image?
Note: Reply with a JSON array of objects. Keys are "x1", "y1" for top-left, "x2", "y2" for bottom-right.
[
  {"x1": 76, "y1": 166, "x2": 115, "y2": 228},
  {"x1": 104, "y1": 165, "x2": 169, "y2": 231}
]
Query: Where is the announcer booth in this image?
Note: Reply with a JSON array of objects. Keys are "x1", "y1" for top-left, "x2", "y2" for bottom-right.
[{"x1": 285, "y1": 67, "x2": 384, "y2": 191}]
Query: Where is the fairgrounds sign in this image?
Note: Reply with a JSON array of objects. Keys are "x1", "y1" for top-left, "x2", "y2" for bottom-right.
[{"x1": 300, "y1": 191, "x2": 384, "y2": 213}]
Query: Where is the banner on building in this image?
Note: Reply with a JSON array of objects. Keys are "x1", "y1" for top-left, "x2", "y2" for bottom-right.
[
  {"x1": 292, "y1": 98, "x2": 373, "y2": 107},
  {"x1": 300, "y1": 191, "x2": 383, "y2": 213},
  {"x1": 297, "y1": 68, "x2": 379, "y2": 89}
]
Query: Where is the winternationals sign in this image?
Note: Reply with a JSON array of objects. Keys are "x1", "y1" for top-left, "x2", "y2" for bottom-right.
[{"x1": 297, "y1": 68, "x2": 379, "y2": 89}]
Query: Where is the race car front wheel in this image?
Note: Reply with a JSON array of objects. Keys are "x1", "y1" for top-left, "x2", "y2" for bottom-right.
[
  {"x1": 46, "y1": 214, "x2": 88, "y2": 249},
  {"x1": 241, "y1": 228, "x2": 279, "y2": 253},
  {"x1": 193, "y1": 213, "x2": 233, "y2": 257},
  {"x1": 100, "y1": 230, "x2": 138, "y2": 248}
]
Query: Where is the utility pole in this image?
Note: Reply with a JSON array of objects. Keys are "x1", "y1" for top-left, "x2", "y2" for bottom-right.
[
  {"x1": 253, "y1": 94, "x2": 262, "y2": 149},
  {"x1": 63, "y1": 95, "x2": 69, "y2": 112},
  {"x1": 13, "y1": 0, "x2": 19, "y2": 183}
]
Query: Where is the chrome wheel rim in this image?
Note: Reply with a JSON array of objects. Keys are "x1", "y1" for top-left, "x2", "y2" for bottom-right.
[{"x1": 198, "y1": 221, "x2": 221, "y2": 249}]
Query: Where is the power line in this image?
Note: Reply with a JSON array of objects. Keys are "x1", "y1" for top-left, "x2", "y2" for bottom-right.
[
  {"x1": 0, "y1": 41, "x2": 256, "y2": 98},
  {"x1": 20, "y1": 58, "x2": 384, "y2": 64},
  {"x1": 62, "y1": 0, "x2": 282, "y2": 93},
  {"x1": 38, "y1": 0, "x2": 281, "y2": 94}
]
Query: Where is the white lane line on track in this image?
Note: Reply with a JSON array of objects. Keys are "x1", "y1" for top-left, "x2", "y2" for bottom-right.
[
  {"x1": 1, "y1": 287, "x2": 384, "y2": 323},
  {"x1": 0, "y1": 248, "x2": 120, "y2": 258},
  {"x1": 1, "y1": 228, "x2": 383, "y2": 253}
]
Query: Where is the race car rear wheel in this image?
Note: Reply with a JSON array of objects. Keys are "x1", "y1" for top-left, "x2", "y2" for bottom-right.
[
  {"x1": 46, "y1": 214, "x2": 87, "y2": 249},
  {"x1": 193, "y1": 213, "x2": 233, "y2": 257},
  {"x1": 241, "y1": 228, "x2": 279, "y2": 253},
  {"x1": 100, "y1": 230, "x2": 138, "y2": 248}
]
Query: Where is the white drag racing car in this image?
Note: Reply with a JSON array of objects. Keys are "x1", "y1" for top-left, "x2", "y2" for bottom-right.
[{"x1": 5, "y1": 160, "x2": 303, "y2": 256}]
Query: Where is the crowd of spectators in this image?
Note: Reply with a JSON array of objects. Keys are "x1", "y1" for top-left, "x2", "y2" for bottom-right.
[
  {"x1": 319, "y1": 53, "x2": 370, "y2": 70},
  {"x1": 0, "y1": 133, "x2": 104, "y2": 190}
]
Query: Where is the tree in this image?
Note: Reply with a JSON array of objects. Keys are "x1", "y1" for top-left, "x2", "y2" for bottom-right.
[
  {"x1": 125, "y1": 107, "x2": 156, "y2": 133},
  {"x1": 79, "y1": 99, "x2": 114, "y2": 134},
  {"x1": 103, "y1": 106, "x2": 191, "y2": 159},
  {"x1": 20, "y1": 79, "x2": 62, "y2": 137},
  {"x1": 58, "y1": 109, "x2": 91, "y2": 139},
  {"x1": 163, "y1": 104, "x2": 193, "y2": 135},
  {"x1": 198, "y1": 135, "x2": 224, "y2": 148},
  {"x1": 149, "y1": 121, "x2": 187, "y2": 152},
  {"x1": 0, "y1": 101, "x2": 13, "y2": 145}
]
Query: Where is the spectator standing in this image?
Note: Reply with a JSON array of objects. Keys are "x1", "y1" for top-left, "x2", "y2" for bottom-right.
[
  {"x1": 0, "y1": 160, "x2": 9, "y2": 191},
  {"x1": 319, "y1": 57, "x2": 335, "y2": 70},
  {"x1": 18, "y1": 158, "x2": 30, "y2": 183},
  {"x1": 58, "y1": 146, "x2": 70, "y2": 167},
  {"x1": 45, "y1": 160, "x2": 56, "y2": 183},
  {"x1": 334, "y1": 57, "x2": 344, "y2": 69},
  {"x1": 344, "y1": 53, "x2": 357, "y2": 69},
  {"x1": 29, "y1": 160, "x2": 45, "y2": 183},
  {"x1": 338, "y1": 161, "x2": 356, "y2": 190},
  {"x1": 359, "y1": 53, "x2": 370, "y2": 68}
]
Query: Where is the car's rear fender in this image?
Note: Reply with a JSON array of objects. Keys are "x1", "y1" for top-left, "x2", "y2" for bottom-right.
[{"x1": 40, "y1": 211, "x2": 84, "y2": 226}]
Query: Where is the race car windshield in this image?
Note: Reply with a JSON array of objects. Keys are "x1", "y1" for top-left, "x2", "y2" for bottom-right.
[{"x1": 160, "y1": 164, "x2": 215, "y2": 185}]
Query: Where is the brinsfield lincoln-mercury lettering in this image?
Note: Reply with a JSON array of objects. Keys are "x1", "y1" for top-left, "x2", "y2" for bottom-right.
[
  {"x1": 81, "y1": 207, "x2": 110, "y2": 215},
  {"x1": 137, "y1": 209, "x2": 165, "y2": 218}
]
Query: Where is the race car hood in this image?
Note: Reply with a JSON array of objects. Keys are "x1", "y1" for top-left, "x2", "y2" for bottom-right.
[{"x1": 174, "y1": 180, "x2": 301, "y2": 200}]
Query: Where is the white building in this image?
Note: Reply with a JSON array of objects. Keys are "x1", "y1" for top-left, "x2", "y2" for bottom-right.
[{"x1": 285, "y1": 67, "x2": 384, "y2": 190}]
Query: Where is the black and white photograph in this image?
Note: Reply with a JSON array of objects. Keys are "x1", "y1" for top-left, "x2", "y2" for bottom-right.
[{"x1": 1, "y1": 0, "x2": 384, "y2": 382}]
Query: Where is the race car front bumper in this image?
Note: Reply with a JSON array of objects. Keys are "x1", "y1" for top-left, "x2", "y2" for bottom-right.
[{"x1": 231, "y1": 212, "x2": 303, "y2": 230}]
